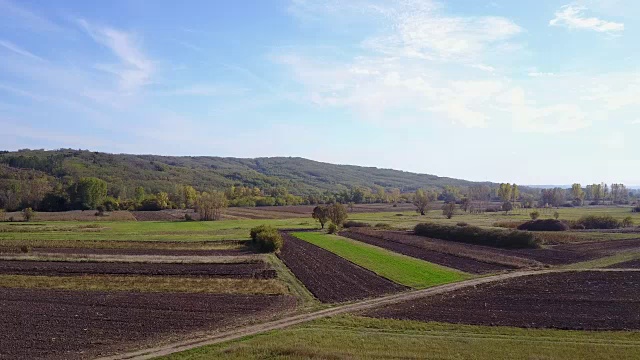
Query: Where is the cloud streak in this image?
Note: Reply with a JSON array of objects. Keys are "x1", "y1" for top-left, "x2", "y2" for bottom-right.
[
  {"x1": 78, "y1": 19, "x2": 154, "y2": 93},
  {"x1": 550, "y1": 3, "x2": 624, "y2": 33},
  {"x1": 0, "y1": 39, "x2": 46, "y2": 62}
]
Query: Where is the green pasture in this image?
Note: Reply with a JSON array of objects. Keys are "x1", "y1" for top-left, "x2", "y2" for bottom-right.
[
  {"x1": 161, "y1": 315, "x2": 640, "y2": 360},
  {"x1": 292, "y1": 232, "x2": 468, "y2": 288}
]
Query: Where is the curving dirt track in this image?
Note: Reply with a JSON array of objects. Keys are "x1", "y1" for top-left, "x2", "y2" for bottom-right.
[
  {"x1": 341, "y1": 229, "x2": 515, "y2": 273},
  {"x1": 277, "y1": 232, "x2": 407, "y2": 303},
  {"x1": 364, "y1": 270, "x2": 640, "y2": 330},
  {"x1": 0, "y1": 288, "x2": 296, "y2": 360},
  {"x1": 0, "y1": 260, "x2": 276, "y2": 279}
]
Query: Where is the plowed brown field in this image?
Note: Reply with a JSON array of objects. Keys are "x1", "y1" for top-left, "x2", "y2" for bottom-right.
[
  {"x1": 364, "y1": 271, "x2": 640, "y2": 330},
  {"x1": 0, "y1": 288, "x2": 296, "y2": 360},
  {"x1": 277, "y1": 232, "x2": 406, "y2": 303}
]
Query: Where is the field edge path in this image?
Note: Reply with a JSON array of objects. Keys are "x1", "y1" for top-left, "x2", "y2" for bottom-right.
[{"x1": 96, "y1": 269, "x2": 556, "y2": 360}]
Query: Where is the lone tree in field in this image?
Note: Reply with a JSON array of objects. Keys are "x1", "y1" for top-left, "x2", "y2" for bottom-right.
[
  {"x1": 327, "y1": 203, "x2": 348, "y2": 227},
  {"x1": 502, "y1": 201, "x2": 513, "y2": 214},
  {"x1": 442, "y1": 202, "x2": 456, "y2": 219},
  {"x1": 196, "y1": 191, "x2": 227, "y2": 221},
  {"x1": 312, "y1": 205, "x2": 330, "y2": 229},
  {"x1": 413, "y1": 189, "x2": 430, "y2": 216},
  {"x1": 460, "y1": 197, "x2": 470, "y2": 212},
  {"x1": 22, "y1": 207, "x2": 34, "y2": 222}
]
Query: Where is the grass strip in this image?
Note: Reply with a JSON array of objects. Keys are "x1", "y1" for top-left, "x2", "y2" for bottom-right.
[
  {"x1": 0, "y1": 274, "x2": 288, "y2": 295},
  {"x1": 292, "y1": 232, "x2": 469, "y2": 288}
]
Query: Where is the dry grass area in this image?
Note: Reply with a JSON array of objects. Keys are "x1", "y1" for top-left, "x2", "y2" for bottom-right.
[
  {"x1": 0, "y1": 253, "x2": 262, "y2": 264},
  {"x1": 3, "y1": 210, "x2": 136, "y2": 221},
  {"x1": 0, "y1": 274, "x2": 289, "y2": 294}
]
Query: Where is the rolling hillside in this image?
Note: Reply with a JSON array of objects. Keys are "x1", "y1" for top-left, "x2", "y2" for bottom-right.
[{"x1": 0, "y1": 149, "x2": 493, "y2": 196}]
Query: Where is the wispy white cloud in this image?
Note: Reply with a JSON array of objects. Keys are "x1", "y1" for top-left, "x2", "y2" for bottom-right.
[
  {"x1": 156, "y1": 84, "x2": 248, "y2": 97},
  {"x1": 0, "y1": 39, "x2": 46, "y2": 62},
  {"x1": 550, "y1": 3, "x2": 624, "y2": 33},
  {"x1": 77, "y1": 19, "x2": 154, "y2": 93},
  {"x1": 0, "y1": 0, "x2": 62, "y2": 32}
]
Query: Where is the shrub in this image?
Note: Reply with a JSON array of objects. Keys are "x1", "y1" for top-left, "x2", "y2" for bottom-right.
[
  {"x1": 184, "y1": 213, "x2": 194, "y2": 221},
  {"x1": 327, "y1": 223, "x2": 338, "y2": 234},
  {"x1": 413, "y1": 222, "x2": 539, "y2": 249},
  {"x1": 456, "y1": 222, "x2": 468, "y2": 227},
  {"x1": 622, "y1": 216, "x2": 634, "y2": 228},
  {"x1": 254, "y1": 229, "x2": 283, "y2": 253},
  {"x1": 250, "y1": 225, "x2": 273, "y2": 242},
  {"x1": 95, "y1": 205, "x2": 105, "y2": 216},
  {"x1": 102, "y1": 197, "x2": 120, "y2": 211},
  {"x1": 343, "y1": 221, "x2": 371, "y2": 228},
  {"x1": 374, "y1": 223, "x2": 392, "y2": 229},
  {"x1": 20, "y1": 245, "x2": 31, "y2": 253},
  {"x1": 249, "y1": 225, "x2": 283, "y2": 252},
  {"x1": 22, "y1": 208, "x2": 33, "y2": 222},
  {"x1": 632, "y1": 206, "x2": 640, "y2": 213},
  {"x1": 553, "y1": 211, "x2": 560, "y2": 220},
  {"x1": 517, "y1": 219, "x2": 569, "y2": 232},
  {"x1": 576, "y1": 215, "x2": 621, "y2": 229},
  {"x1": 530, "y1": 211, "x2": 540, "y2": 220}
]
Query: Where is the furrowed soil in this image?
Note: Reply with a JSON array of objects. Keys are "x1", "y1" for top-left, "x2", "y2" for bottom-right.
[
  {"x1": 364, "y1": 271, "x2": 640, "y2": 330},
  {"x1": 0, "y1": 260, "x2": 276, "y2": 279},
  {"x1": 9, "y1": 246, "x2": 253, "y2": 257},
  {"x1": 341, "y1": 229, "x2": 517, "y2": 273},
  {"x1": 607, "y1": 259, "x2": 640, "y2": 269},
  {"x1": 0, "y1": 288, "x2": 296, "y2": 360},
  {"x1": 277, "y1": 232, "x2": 406, "y2": 303}
]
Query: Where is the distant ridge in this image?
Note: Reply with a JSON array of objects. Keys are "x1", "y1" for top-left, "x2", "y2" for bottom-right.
[{"x1": 0, "y1": 149, "x2": 497, "y2": 195}]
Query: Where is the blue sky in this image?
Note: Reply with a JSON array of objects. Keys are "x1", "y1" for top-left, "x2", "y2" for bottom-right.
[{"x1": 0, "y1": 0, "x2": 638, "y2": 185}]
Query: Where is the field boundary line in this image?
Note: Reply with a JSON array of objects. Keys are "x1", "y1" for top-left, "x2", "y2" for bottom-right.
[{"x1": 96, "y1": 269, "x2": 554, "y2": 360}]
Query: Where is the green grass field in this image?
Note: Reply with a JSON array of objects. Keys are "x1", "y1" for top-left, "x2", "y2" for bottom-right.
[
  {"x1": 161, "y1": 315, "x2": 640, "y2": 360},
  {"x1": 292, "y1": 232, "x2": 469, "y2": 288},
  {"x1": 0, "y1": 218, "x2": 315, "y2": 241}
]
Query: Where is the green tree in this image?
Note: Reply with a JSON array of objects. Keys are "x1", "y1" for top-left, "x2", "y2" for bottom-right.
[
  {"x1": 502, "y1": 201, "x2": 513, "y2": 214},
  {"x1": 460, "y1": 197, "x2": 471, "y2": 212},
  {"x1": 571, "y1": 183, "x2": 585, "y2": 206},
  {"x1": 22, "y1": 207, "x2": 34, "y2": 222},
  {"x1": 327, "y1": 203, "x2": 348, "y2": 227},
  {"x1": 511, "y1": 184, "x2": 519, "y2": 203},
  {"x1": 196, "y1": 191, "x2": 228, "y2": 221},
  {"x1": 134, "y1": 186, "x2": 146, "y2": 204},
  {"x1": 183, "y1": 185, "x2": 197, "y2": 208},
  {"x1": 498, "y1": 183, "x2": 512, "y2": 203},
  {"x1": 442, "y1": 202, "x2": 456, "y2": 219},
  {"x1": 440, "y1": 185, "x2": 460, "y2": 203},
  {"x1": 156, "y1": 192, "x2": 170, "y2": 209},
  {"x1": 312, "y1": 205, "x2": 330, "y2": 229},
  {"x1": 76, "y1": 177, "x2": 107, "y2": 209},
  {"x1": 413, "y1": 189, "x2": 430, "y2": 216}
]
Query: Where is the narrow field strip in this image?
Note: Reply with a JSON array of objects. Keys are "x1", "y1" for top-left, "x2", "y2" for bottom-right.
[
  {"x1": 563, "y1": 251, "x2": 640, "y2": 269},
  {"x1": 292, "y1": 232, "x2": 469, "y2": 288},
  {"x1": 0, "y1": 274, "x2": 288, "y2": 295},
  {"x1": 0, "y1": 254, "x2": 261, "y2": 264},
  {"x1": 159, "y1": 315, "x2": 640, "y2": 360}
]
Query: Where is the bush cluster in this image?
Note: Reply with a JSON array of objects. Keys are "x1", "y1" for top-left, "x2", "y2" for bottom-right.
[
  {"x1": 342, "y1": 221, "x2": 371, "y2": 228},
  {"x1": 249, "y1": 225, "x2": 284, "y2": 253},
  {"x1": 413, "y1": 222, "x2": 540, "y2": 249},
  {"x1": 493, "y1": 221, "x2": 524, "y2": 229},
  {"x1": 575, "y1": 215, "x2": 621, "y2": 229},
  {"x1": 632, "y1": 206, "x2": 640, "y2": 213},
  {"x1": 374, "y1": 223, "x2": 392, "y2": 229},
  {"x1": 517, "y1": 219, "x2": 569, "y2": 232},
  {"x1": 327, "y1": 223, "x2": 338, "y2": 234}
]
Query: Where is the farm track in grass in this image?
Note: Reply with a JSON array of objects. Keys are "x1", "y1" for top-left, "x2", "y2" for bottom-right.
[
  {"x1": 0, "y1": 288, "x2": 297, "y2": 360},
  {"x1": 364, "y1": 270, "x2": 640, "y2": 330},
  {"x1": 0, "y1": 260, "x2": 277, "y2": 278},
  {"x1": 293, "y1": 232, "x2": 469, "y2": 288},
  {"x1": 277, "y1": 232, "x2": 406, "y2": 303},
  {"x1": 341, "y1": 228, "x2": 520, "y2": 273},
  {"x1": 96, "y1": 269, "x2": 555, "y2": 360},
  {"x1": 159, "y1": 316, "x2": 640, "y2": 360}
]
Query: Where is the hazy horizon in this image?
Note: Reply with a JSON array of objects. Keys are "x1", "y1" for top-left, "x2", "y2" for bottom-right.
[{"x1": 1, "y1": 0, "x2": 638, "y2": 185}]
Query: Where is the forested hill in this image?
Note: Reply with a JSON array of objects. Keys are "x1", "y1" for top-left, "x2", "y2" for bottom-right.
[{"x1": 0, "y1": 149, "x2": 492, "y2": 197}]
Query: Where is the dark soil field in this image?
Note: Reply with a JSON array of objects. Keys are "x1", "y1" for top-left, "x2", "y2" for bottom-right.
[
  {"x1": 0, "y1": 260, "x2": 276, "y2": 279},
  {"x1": 607, "y1": 259, "x2": 640, "y2": 269},
  {"x1": 21, "y1": 246, "x2": 253, "y2": 257},
  {"x1": 341, "y1": 229, "x2": 515, "y2": 274},
  {"x1": 277, "y1": 232, "x2": 407, "y2": 303},
  {"x1": 364, "y1": 271, "x2": 640, "y2": 330},
  {"x1": 513, "y1": 238, "x2": 640, "y2": 265},
  {"x1": 0, "y1": 288, "x2": 296, "y2": 360}
]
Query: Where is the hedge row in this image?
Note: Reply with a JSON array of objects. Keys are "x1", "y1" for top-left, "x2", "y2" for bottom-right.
[
  {"x1": 413, "y1": 222, "x2": 540, "y2": 249},
  {"x1": 517, "y1": 219, "x2": 569, "y2": 232}
]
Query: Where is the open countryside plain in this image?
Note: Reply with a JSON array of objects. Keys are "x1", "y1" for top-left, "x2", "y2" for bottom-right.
[{"x1": 1, "y1": 203, "x2": 639, "y2": 359}]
